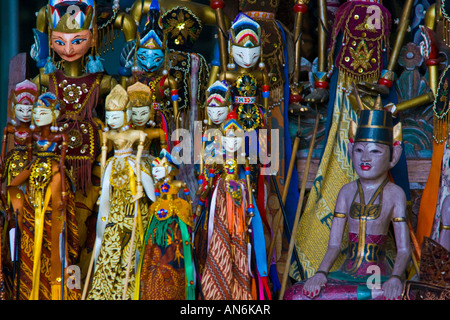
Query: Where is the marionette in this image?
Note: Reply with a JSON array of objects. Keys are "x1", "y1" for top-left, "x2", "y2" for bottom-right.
[
  {"x1": 194, "y1": 80, "x2": 232, "y2": 276},
  {"x1": 1, "y1": 80, "x2": 38, "y2": 199},
  {"x1": 208, "y1": 13, "x2": 269, "y2": 131},
  {"x1": 199, "y1": 80, "x2": 232, "y2": 175},
  {"x1": 126, "y1": 0, "x2": 228, "y2": 208},
  {"x1": 199, "y1": 111, "x2": 269, "y2": 300},
  {"x1": 0, "y1": 80, "x2": 38, "y2": 299},
  {"x1": 30, "y1": 0, "x2": 138, "y2": 280},
  {"x1": 7, "y1": 92, "x2": 79, "y2": 300},
  {"x1": 127, "y1": 0, "x2": 228, "y2": 123},
  {"x1": 121, "y1": 0, "x2": 181, "y2": 138},
  {"x1": 216, "y1": 2, "x2": 302, "y2": 262},
  {"x1": 128, "y1": 81, "x2": 169, "y2": 164},
  {"x1": 285, "y1": 102, "x2": 411, "y2": 300},
  {"x1": 84, "y1": 84, "x2": 155, "y2": 300},
  {"x1": 294, "y1": 0, "x2": 416, "y2": 280},
  {"x1": 134, "y1": 149, "x2": 195, "y2": 300}
]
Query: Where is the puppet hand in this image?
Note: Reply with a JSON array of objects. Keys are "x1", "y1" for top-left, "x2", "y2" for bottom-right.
[
  {"x1": 302, "y1": 272, "x2": 328, "y2": 299},
  {"x1": 382, "y1": 276, "x2": 403, "y2": 300},
  {"x1": 304, "y1": 88, "x2": 329, "y2": 104},
  {"x1": 357, "y1": 82, "x2": 390, "y2": 96}
]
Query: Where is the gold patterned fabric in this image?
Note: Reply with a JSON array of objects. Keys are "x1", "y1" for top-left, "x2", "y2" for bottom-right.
[
  {"x1": 292, "y1": 80, "x2": 358, "y2": 279},
  {"x1": 87, "y1": 155, "x2": 150, "y2": 300},
  {"x1": 14, "y1": 155, "x2": 80, "y2": 300},
  {"x1": 200, "y1": 179, "x2": 253, "y2": 300}
]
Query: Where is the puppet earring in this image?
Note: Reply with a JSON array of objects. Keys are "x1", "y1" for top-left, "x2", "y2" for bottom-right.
[
  {"x1": 86, "y1": 26, "x2": 104, "y2": 74},
  {"x1": 227, "y1": 42, "x2": 236, "y2": 70}
]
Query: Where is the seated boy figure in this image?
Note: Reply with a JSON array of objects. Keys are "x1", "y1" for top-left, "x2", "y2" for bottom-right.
[{"x1": 285, "y1": 101, "x2": 411, "y2": 300}]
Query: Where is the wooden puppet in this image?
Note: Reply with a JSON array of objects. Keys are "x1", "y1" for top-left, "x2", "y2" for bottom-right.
[
  {"x1": 85, "y1": 84, "x2": 155, "y2": 300},
  {"x1": 8, "y1": 92, "x2": 79, "y2": 300}
]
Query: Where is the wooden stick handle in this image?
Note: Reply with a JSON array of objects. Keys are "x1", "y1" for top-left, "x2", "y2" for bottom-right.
[
  {"x1": 267, "y1": 135, "x2": 301, "y2": 267},
  {"x1": 279, "y1": 109, "x2": 320, "y2": 300},
  {"x1": 81, "y1": 245, "x2": 96, "y2": 300}
]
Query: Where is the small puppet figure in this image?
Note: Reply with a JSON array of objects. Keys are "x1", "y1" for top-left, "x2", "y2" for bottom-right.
[
  {"x1": 121, "y1": 0, "x2": 181, "y2": 135},
  {"x1": 199, "y1": 111, "x2": 269, "y2": 300},
  {"x1": 8, "y1": 92, "x2": 79, "y2": 300},
  {"x1": 1, "y1": 80, "x2": 38, "y2": 200},
  {"x1": 284, "y1": 100, "x2": 411, "y2": 300},
  {"x1": 127, "y1": 81, "x2": 169, "y2": 161},
  {"x1": 135, "y1": 149, "x2": 195, "y2": 300}
]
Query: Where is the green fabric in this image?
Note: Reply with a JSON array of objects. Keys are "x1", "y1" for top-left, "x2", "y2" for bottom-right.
[
  {"x1": 150, "y1": 216, "x2": 177, "y2": 248},
  {"x1": 179, "y1": 219, "x2": 195, "y2": 300}
]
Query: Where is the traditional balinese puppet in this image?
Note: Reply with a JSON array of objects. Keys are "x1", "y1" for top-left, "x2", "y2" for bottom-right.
[
  {"x1": 1, "y1": 80, "x2": 38, "y2": 196},
  {"x1": 199, "y1": 111, "x2": 269, "y2": 300},
  {"x1": 135, "y1": 149, "x2": 195, "y2": 300},
  {"x1": 194, "y1": 80, "x2": 232, "y2": 275},
  {"x1": 86, "y1": 84, "x2": 155, "y2": 300},
  {"x1": 294, "y1": 0, "x2": 415, "y2": 280},
  {"x1": 198, "y1": 80, "x2": 232, "y2": 178},
  {"x1": 126, "y1": 0, "x2": 221, "y2": 210},
  {"x1": 217, "y1": 2, "x2": 301, "y2": 270},
  {"x1": 8, "y1": 92, "x2": 79, "y2": 300},
  {"x1": 1, "y1": 80, "x2": 38, "y2": 299},
  {"x1": 285, "y1": 104, "x2": 411, "y2": 300},
  {"x1": 127, "y1": 0, "x2": 221, "y2": 124},
  {"x1": 127, "y1": 81, "x2": 169, "y2": 164},
  {"x1": 121, "y1": 0, "x2": 180, "y2": 136},
  {"x1": 209, "y1": 13, "x2": 269, "y2": 130},
  {"x1": 30, "y1": 0, "x2": 138, "y2": 280}
]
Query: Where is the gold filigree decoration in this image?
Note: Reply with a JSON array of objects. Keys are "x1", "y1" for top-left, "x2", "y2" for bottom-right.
[{"x1": 349, "y1": 41, "x2": 374, "y2": 71}]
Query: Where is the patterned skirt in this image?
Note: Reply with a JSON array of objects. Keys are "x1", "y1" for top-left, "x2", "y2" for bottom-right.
[
  {"x1": 87, "y1": 169, "x2": 150, "y2": 300},
  {"x1": 200, "y1": 179, "x2": 253, "y2": 300}
]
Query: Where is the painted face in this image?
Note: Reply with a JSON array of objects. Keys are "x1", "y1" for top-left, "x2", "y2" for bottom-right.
[
  {"x1": 232, "y1": 45, "x2": 261, "y2": 69},
  {"x1": 152, "y1": 166, "x2": 166, "y2": 181},
  {"x1": 222, "y1": 135, "x2": 244, "y2": 154},
  {"x1": 351, "y1": 142, "x2": 391, "y2": 181},
  {"x1": 131, "y1": 106, "x2": 152, "y2": 126},
  {"x1": 51, "y1": 29, "x2": 93, "y2": 62},
  {"x1": 136, "y1": 48, "x2": 164, "y2": 73},
  {"x1": 15, "y1": 103, "x2": 33, "y2": 123},
  {"x1": 33, "y1": 107, "x2": 56, "y2": 127},
  {"x1": 207, "y1": 106, "x2": 230, "y2": 125},
  {"x1": 105, "y1": 111, "x2": 125, "y2": 129}
]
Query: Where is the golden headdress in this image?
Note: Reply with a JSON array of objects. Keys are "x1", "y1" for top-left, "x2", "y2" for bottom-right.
[
  {"x1": 105, "y1": 84, "x2": 129, "y2": 111},
  {"x1": 127, "y1": 81, "x2": 152, "y2": 107}
]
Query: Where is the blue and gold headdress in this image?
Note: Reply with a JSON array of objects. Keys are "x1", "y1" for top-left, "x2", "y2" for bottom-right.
[
  {"x1": 229, "y1": 13, "x2": 261, "y2": 48},
  {"x1": 32, "y1": 92, "x2": 61, "y2": 132},
  {"x1": 205, "y1": 80, "x2": 232, "y2": 108}
]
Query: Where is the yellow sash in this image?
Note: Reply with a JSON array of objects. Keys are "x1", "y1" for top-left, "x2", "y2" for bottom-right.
[{"x1": 29, "y1": 187, "x2": 52, "y2": 300}]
